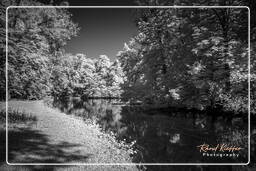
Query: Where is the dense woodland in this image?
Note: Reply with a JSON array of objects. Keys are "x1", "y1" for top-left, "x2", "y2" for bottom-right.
[
  {"x1": 118, "y1": 7, "x2": 252, "y2": 115},
  {"x1": 0, "y1": 0, "x2": 255, "y2": 115}
]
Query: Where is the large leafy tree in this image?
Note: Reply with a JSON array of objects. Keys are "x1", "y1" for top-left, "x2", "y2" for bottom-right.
[
  {"x1": 185, "y1": 7, "x2": 249, "y2": 110},
  {"x1": 94, "y1": 55, "x2": 126, "y2": 97},
  {"x1": 118, "y1": 4, "x2": 251, "y2": 113},
  {"x1": 0, "y1": 0, "x2": 79, "y2": 99}
]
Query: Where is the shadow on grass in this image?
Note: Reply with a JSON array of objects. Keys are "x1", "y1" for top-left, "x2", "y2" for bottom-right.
[{"x1": 0, "y1": 127, "x2": 91, "y2": 164}]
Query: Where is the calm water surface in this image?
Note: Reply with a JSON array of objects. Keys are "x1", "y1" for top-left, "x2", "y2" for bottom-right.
[{"x1": 51, "y1": 98, "x2": 248, "y2": 163}]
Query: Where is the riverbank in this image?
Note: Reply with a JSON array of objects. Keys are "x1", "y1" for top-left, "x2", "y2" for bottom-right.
[{"x1": 0, "y1": 100, "x2": 138, "y2": 171}]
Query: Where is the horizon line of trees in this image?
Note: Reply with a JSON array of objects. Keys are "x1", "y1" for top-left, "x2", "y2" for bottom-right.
[{"x1": 51, "y1": 53, "x2": 126, "y2": 99}]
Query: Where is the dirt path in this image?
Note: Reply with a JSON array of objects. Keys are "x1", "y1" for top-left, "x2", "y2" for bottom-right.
[{"x1": 0, "y1": 100, "x2": 138, "y2": 171}]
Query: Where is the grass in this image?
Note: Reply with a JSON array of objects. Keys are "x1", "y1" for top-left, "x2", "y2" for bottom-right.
[
  {"x1": 82, "y1": 118, "x2": 137, "y2": 159},
  {"x1": 0, "y1": 109, "x2": 37, "y2": 124},
  {"x1": 0, "y1": 101, "x2": 138, "y2": 167}
]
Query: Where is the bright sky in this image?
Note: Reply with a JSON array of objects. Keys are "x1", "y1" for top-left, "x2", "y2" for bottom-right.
[{"x1": 64, "y1": 8, "x2": 138, "y2": 61}]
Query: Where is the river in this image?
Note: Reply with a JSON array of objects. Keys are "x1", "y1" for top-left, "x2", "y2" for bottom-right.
[{"x1": 51, "y1": 98, "x2": 248, "y2": 164}]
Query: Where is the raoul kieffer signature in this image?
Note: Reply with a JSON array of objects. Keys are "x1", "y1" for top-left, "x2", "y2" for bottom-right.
[{"x1": 197, "y1": 143, "x2": 243, "y2": 153}]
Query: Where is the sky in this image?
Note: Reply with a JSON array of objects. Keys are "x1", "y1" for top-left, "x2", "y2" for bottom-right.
[{"x1": 64, "y1": 8, "x2": 138, "y2": 61}]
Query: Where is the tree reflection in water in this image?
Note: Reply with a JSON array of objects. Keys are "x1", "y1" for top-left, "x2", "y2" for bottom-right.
[{"x1": 51, "y1": 98, "x2": 248, "y2": 164}]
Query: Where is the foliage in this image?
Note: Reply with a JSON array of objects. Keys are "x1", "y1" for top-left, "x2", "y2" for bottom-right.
[
  {"x1": 1, "y1": 0, "x2": 255, "y2": 116},
  {"x1": 84, "y1": 118, "x2": 137, "y2": 156},
  {"x1": 118, "y1": 6, "x2": 253, "y2": 114},
  {"x1": 51, "y1": 53, "x2": 126, "y2": 98},
  {"x1": 0, "y1": 0, "x2": 79, "y2": 100},
  {"x1": 1, "y1": 0, "x2": 125, "y2": 100}
]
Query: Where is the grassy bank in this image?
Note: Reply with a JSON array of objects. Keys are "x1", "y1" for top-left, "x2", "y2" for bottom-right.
[
  {"x1": 0, "y1": 100, "x2": 139, "y2": 171},
  {"x1": 0, "y1": 109, "x2": 37, "y2": 124}
]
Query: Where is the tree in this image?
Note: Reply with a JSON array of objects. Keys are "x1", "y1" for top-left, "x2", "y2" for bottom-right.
[
  {"x1": 108, "y1": 59, "x2": 126, "y2": 97},
  {"x1": 0, "y1": 0, "x2": 79, "y2": 99},
  {"x1": 189, "y1": 8, "x2": 248, "y2": 111},
  {"x1": 118, "y1": 6, "x2": 250, "y2": 113}
]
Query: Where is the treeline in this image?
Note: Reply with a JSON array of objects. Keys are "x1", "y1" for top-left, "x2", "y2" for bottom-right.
[
  {"x1": 1, "y1": 0, "x2": 255, "y2": 115},
  {"x1": 117, "y1": 1, "x2": 256, "y2": 114},
  {"x1": 0, "y1": 0, "x2": 125, "y2": 100},
  {"x1": 51, "y1": 53, "x2": 125, "y2": 99}
]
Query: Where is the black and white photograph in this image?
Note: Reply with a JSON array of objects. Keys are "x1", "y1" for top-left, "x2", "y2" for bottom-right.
[{"x1": 0, "y1": 0, "x2": 255, "y2": 171}]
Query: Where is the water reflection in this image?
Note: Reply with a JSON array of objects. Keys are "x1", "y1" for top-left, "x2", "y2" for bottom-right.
[{"x1": 52, "y1": 98, "x2": 248, "y2": 163}]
